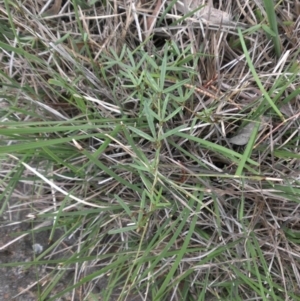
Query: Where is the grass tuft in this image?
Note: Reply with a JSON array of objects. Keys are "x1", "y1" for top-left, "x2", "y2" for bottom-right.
[{"x1": 0, "y1": 0, "x2": 300, "y2": 300}]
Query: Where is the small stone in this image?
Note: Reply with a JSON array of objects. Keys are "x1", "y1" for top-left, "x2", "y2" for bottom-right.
[{"x1": 32, "y1": 243, "x2": 43, "y2": 254}]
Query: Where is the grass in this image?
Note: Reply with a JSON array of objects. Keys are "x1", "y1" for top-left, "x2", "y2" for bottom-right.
[{"x1": 0, "y1": 0, "x2": 300, "y2": 300}]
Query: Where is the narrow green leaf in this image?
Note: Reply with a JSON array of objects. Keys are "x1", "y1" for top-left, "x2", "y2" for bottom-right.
[
  {"x1": 127, "y1": 126, "x2": 155, "y2": 142},
  {"x1": 163, "y1": 79, "x2": 190, "y2": 93},
  {"x1": 159, "y1": 46, "x2": 168, "y2": 91},
  {"x1": 108, "y1": 225, "x2": 137, "y2": 234},
  {"x1": 262, "y1": 0, "x2": 281, "y2": 57},
  {"x1": 238, "y1": 28, "x2": 284, "y2": 121}
]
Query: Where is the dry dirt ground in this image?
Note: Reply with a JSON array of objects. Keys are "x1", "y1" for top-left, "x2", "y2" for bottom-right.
[
  {"x1": 0, "y1": 184, "x2": 74, "y2": 300},
  {"x1": 0, "y1": 184, "x2": 146, "y2": 301}
]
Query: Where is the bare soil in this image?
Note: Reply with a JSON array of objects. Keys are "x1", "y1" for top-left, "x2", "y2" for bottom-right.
[{"x1": 0, "y1": 184, "x2": 146, "y2": 301}]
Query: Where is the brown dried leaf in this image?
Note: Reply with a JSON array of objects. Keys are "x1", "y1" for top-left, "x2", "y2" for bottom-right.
[
  {"x1": 42, "y1": 0, "x2": 62, "y2": 16},
  {"x1": 196, "y1": 5, "x2": 231, "y2": 24},
  {"x1": 228, "y1": 117, "x2": 269, "y2": 145},
  {"x1": 172, "y1": 1, "x2": 231, "y2": 25}
]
